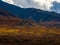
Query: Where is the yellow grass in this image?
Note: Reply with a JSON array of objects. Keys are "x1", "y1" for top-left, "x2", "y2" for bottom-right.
[
  {"x1": 0, "y1": 28, "x2": 19, "y2": 35},
  {"x1": 0, "y1": 26, "x2": 60, "y2": 36}
]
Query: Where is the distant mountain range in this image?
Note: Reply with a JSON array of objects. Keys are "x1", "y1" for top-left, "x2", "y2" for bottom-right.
[
  {"x1": 0, "y1": 0, "x2": 60, "y2": 22},
  {"x1": 0, "y1": 0, "x2": 60, "y2": 28}
]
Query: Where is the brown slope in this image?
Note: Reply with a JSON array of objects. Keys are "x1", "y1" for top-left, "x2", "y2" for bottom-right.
[{"x1": 0, "y1": 9, "x2": 21, "y2": 28}]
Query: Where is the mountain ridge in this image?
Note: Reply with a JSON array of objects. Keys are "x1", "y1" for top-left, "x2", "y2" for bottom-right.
[{"x1": 0, "y1": 0, "x2": 60, "y2": 22}]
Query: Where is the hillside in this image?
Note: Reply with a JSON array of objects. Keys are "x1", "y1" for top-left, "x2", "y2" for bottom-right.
[
  {"x1": 0, "y1": 0, "x2": 60, "y2": 45},
  {"x1": 0, "y1": 9, "x2": 60, "y2": 45}
]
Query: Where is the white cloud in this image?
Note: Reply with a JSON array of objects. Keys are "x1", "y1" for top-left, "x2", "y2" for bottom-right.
[
  {"x1": 2, "y1": 0, "x2": 60, "y2": 12},
  {"x1": 2, "y1": 0, "x2": 14, "y2": 4}
]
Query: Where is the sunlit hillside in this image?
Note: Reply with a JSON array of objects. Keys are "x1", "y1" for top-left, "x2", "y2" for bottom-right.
[
  {"x1": 0, "y1": 24, "x2": 60, "y2": 45},
  {"x1": 0, "y1": 24, "x2": 60, "y2": 36}
]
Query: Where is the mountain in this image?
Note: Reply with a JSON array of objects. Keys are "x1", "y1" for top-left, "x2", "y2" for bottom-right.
[
  {"x1": 0, "y1": 0, "x2": 60, "y2": 22},
  {"x1": 16, "y1": 8, "x2": 60, "y2": 22},
  {"x1": 0, "y1": 0, "x2": 60, "y2": 28}
]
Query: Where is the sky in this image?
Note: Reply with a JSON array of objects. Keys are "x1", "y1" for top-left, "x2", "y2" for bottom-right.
[{"x1": 2, "y1": 0, "x2": 60, "y2": 13}]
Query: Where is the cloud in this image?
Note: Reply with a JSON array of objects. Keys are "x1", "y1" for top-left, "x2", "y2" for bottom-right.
[
  {"x1": 50, "y1": 1, "x2": 60, "y2": 13},
  {"x1": 2, "y1": 0, "x2": 60, "y2": 13},
  {"x1": 2, "y1": 0, "x2": 14, "y2": 4},
  {"x1": 12, "y1": 0, "x2": 54, "y2": 10}
]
